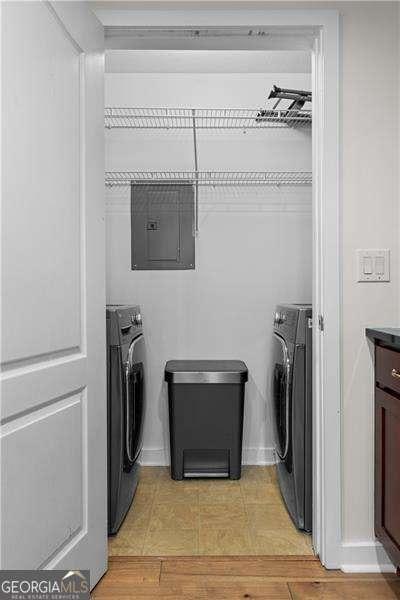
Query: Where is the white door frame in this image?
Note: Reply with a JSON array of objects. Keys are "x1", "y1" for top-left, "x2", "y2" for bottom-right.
[
  {"x1": 102, "y1": 7, "x2": 341, "y2": 568},
  {"x1": 310, "y1": 14, "x2": 341, "y2": 569}
]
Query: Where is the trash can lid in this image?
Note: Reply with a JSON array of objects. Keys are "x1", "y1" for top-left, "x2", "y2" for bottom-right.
[{"x1": 164, "y1": 360, "x2": 248, "y2": 384}]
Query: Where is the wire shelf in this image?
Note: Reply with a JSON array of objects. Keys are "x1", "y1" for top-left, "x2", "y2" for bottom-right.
[
  {"x1": 105, "y1": 107, "x2": 312, "y2": 130},
  {"x1": 105, "y1": 170, "x2": 312, "y2": 187}
]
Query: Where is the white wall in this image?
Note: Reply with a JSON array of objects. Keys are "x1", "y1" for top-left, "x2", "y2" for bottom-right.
[
  {"x1": 105, "y1": 71, "x2": 312, "y2": 465},
  {"x1": 106, "y1": 49, "x2": 311, "y2": 73},
  {"x1": 336, "y1": 1, "x2": 400, "y2": 552}
]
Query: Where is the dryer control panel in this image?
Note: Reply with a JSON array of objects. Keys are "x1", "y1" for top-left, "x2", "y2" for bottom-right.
[
  {"x1": 273, "y1": 304, "x2": 311, "y2": 345},
  {"x1": 106, "y1": 304, "x2": 143, "y2": 347}
]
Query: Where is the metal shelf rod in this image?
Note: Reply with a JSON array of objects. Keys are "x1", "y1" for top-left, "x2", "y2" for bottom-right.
[{"x1": 191, "y1": 109, "x2": 199, "y2": 235}]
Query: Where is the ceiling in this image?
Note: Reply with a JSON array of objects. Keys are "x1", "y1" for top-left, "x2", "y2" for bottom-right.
[{"x1": 105, "y1": 49, "x2": 311, "y2": 73}]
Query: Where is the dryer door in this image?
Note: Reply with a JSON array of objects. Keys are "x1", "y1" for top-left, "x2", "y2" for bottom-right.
[
  {"x1": 272, "y1": 333, "x2": 292, "y2": 462},
  {"x1": 124, "y1": 334, "x2": 145, "y2": 470}
]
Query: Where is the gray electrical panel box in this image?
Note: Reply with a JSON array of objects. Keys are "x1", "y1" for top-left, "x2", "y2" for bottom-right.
[{"x1": 131, "y1": 183, "x2": 195, "y2": 270}]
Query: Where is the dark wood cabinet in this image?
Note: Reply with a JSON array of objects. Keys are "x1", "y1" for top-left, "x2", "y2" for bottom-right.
[{"x1": 374, "y1": 343, "x2": 400, "y2": 569}]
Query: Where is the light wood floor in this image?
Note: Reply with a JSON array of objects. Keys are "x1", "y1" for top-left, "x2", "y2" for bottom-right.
[
  {"x1": 108, "y1": 466, "x2": 313, "y2": 557},
  {"x1": 92, "y1": 556, "x2": 400, "y2": 599}
]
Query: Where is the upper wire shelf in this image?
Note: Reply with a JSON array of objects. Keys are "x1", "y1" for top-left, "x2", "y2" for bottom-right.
[
  {"x1": 105, "y1": 170, "x2": 312, "y2": 187},
  {"x1": 105, "y1": 107, "x2": 312, "y2": 130}
]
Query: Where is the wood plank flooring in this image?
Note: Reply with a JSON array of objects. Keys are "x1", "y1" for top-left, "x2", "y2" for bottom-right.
[
  {"x1": 108, "y1": 466, "x2": 313, "y2": 556},
  {"x1": 92, "y1": 556, "x2": 400, "y2": 599}
]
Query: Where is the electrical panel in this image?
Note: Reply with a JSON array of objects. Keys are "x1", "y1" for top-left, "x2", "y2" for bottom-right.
[{"x1": 131, "y1": 183, "x2": 195, "y2": 270}]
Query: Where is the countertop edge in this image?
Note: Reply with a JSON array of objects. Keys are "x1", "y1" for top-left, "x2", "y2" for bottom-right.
[{"x1": 366, "y1": 328, "x2": 400, "y2": 349}]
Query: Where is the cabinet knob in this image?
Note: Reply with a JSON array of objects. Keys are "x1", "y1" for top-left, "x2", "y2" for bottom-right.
[{"x1": 391, "y1": 368, "x2": 400, "y2": 380}]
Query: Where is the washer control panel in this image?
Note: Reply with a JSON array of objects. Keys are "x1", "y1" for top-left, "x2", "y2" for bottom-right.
[
  {"x1": 274, "y1": 311, "x2": 287, "y2": 326},
  {"x1": 131, "y1": 312, "x2": 142, "y2": 327},
  {"x1": 273, "y1": 304, "x2": 312, "y2": 345},
  {"x1": 106, "y1": 304, "x2": 143, "y2": 346}
]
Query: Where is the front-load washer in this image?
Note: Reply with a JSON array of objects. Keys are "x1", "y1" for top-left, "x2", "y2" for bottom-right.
[
  {"x1": 272, "y1": 303, "x2": 312, "y2": 532},
  {"x1": 106, "y1": 304, "x2": 146, "y2": 534}
]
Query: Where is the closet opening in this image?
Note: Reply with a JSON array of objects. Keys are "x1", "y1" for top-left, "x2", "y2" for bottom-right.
[{"x1": 105, "y1": 27, "x2": 316, "y2": 559}]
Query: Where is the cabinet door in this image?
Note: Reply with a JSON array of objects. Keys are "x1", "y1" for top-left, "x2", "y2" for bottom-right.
[{"x1": 375, "y1": 387, "x2": 400, "y2": 567}]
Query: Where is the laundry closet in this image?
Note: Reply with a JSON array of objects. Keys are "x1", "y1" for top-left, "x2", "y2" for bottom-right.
[{"x1": 105, "y1": 44, "x2": 313, "y2": 557}]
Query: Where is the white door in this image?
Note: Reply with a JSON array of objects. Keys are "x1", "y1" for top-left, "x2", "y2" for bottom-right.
[{"x1": 1, "y1": 1, "x2": 107, "y2": 587}]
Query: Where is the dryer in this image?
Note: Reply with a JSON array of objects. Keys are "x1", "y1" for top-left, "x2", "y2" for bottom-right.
[
  {"x1": 272, "y1": 303, "x2": 312, "y2": 532},
  {"x1": 106, "y1": 305, "x2": 146, "y2": 534}
]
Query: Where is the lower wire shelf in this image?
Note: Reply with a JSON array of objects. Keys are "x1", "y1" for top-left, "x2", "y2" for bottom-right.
[
  {"x1": 104, "y1": 107, "x2": 312, "y2": 129},
  {"x1": 105, "y1": 170, "x2": 312, "y2": 187}
]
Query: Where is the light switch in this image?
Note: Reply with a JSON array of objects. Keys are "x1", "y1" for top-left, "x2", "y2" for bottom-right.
[
  {"x1": 363, "y1": 257, "x2": 373, "y2": 274},
  {"x1": 375, "y1": 257, "x2": 384, "y2": 275},
  {"x1": 357, "y1": 249, "x2": 390, "y2": 282}
]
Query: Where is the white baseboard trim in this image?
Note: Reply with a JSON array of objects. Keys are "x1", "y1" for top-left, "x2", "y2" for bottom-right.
[
  {"x1": 341, "y1": 541, "x2": 395, "y2": 573},
  {"x1": 242, "y1": 446, "x2": 277, "y2": 465},
  {"x1": 140, "y1": 446, "x2": 277, "y2": 467},
  {"x1": 139, "y1": 447, "x2": 169, "y2": 466}
]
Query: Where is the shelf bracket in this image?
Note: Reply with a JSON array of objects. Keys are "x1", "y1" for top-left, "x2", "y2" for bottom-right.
[{"x1": 191, "y1": 109, "x2": 199, "y2": 235}]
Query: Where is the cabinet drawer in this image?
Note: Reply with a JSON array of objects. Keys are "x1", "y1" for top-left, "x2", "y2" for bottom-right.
[{"x1": 376, "y1": 346, "x2": 400, "y2": 395}]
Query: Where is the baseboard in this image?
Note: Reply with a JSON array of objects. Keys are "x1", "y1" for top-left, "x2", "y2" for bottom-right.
[
  {"x1": 139, "y1": 447, "x2": 169, "y2": 466},
  {"x1": 242, "y1": 446, "x2": 277, "y2": 465},
  {"x1": 340, "y1": 541, "x2": 396, "y2": 573},
  {"x1": 139, "y1": 446, "x2": 277, "y2": 467}
]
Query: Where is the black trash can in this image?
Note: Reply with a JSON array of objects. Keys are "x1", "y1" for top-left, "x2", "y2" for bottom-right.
[{"x1": 164, "y1": 360, "x2": 248, "y2": 480}]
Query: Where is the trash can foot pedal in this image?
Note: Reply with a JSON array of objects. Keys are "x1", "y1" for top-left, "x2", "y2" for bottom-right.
[
  {"x1": 184, "y1": 471, "x2": 229, "y2": 478},
  {"x1": 183, "y1": 448, "x2": 229, "y2": 478}
]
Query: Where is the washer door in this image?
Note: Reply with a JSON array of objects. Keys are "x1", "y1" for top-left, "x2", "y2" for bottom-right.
[
  {"x1": 272, "y1": 332, "x2": 292, "y2": 462},
  {"x1": 124, "y1": 334, "x2": 145, "y2": 470}
]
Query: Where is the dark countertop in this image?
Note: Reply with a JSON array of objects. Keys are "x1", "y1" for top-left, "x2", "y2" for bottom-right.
[{"x1": 366, "y1": 328, "x2": 400, "y2": 349}]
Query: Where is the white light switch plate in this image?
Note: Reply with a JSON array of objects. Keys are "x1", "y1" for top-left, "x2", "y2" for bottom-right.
[{"x1": 357, "y1": 249, "x2": 390, "y2": 282}]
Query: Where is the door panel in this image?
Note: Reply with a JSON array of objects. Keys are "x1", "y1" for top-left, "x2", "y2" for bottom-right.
[
  {"x1": 1, "y1": 1, "x2": 106, "y2": 587},
  {"x1": 375, "y1": 386, "x2": 400, "y2": 567},
  {"x1": 384, "y1": 409, "x2": 400, "y2": 543},
  {"x1": 2, "y1": 395, "x2": 83, "y2": 568},
  {"x1": 1, "y1": 356, "x2": 87, "y2": 421},
  {"x1": 1, "y1": 0, "x2": 82, "y2": 364}
]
